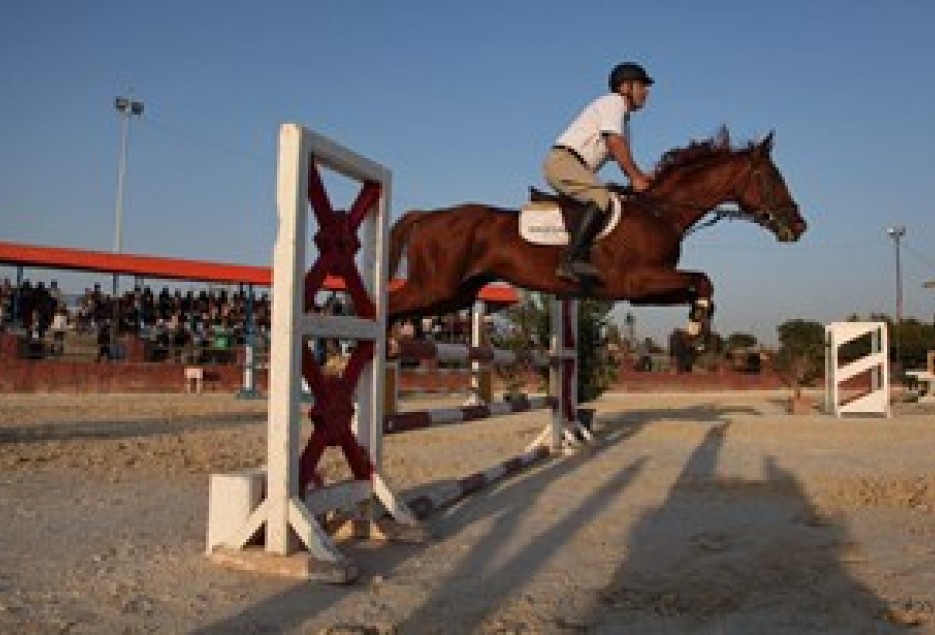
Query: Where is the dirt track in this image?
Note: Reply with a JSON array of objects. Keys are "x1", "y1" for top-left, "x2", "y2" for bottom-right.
[{"x1": 1, "y1": 391, "x2": 933, "y2": 634}]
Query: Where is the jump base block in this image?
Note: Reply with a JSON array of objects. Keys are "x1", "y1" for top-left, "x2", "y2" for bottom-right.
[{"x1": 209, "y1": 546, "x2": 358, "y2": 584}]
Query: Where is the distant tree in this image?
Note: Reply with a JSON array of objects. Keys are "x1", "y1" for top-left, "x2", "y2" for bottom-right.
[
  {"x1": 499, "y1": 293, "x2": 616, "y2": 403},
  {"x1": 899, "y1": 318, "x2": 935, "y2": 369},
  {"x1": 707, "y1": 330, "x2": 724, "y2": 355},
  {"x1": 577, "y1": 299, "x2": 618, "y2": 402},
  {"x1": 774, "y1": 319, "x2": 825, "y2": 398},
  {"x1": 669, "y1": 328, "x2": 695, "y2": 373},
  {"x1": 689, "y1": 329, "x2": 724, "y2": 372},
  {"x1": 725, "y1": 332, "x2": 757, "y2": 352}
]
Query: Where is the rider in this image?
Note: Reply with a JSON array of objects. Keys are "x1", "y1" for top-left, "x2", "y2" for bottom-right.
[{"x1": 544, "y1": 62, "x2": 655, "y2": 283}]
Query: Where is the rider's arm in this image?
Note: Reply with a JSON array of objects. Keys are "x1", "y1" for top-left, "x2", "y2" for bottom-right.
[{"x1": 605, "y1": 133, "x2": 651, "y2": 191}]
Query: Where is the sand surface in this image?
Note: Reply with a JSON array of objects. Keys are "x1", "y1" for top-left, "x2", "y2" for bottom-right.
[{"x1": 1, "y1": 391, "x2": 933, "y2": 634}]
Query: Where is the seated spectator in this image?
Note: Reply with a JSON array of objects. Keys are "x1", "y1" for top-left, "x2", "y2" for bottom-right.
[
  {"x1": 76, "y1": 288, "x2": 95, "y2": 333},
  {"x1": 211, "y1": 317, "x2": 232, "y2": 364},
  {"x1": 96, "y1": 321, "x2": 112, "y2": 362},
  {"x1": 152, "y1": 317, "x2": 169, "y2": 348},
  {"x1": 49, "y1": 279, "x2": 62, "y2": 308},
  {"x1": 27, "y1": 308, "x2": 44, "y2": 341},
  {"x1": 0, "y1": 278, "x2": 12, "y2": 327},
  {"x1": 421, "y1": 316, "x2": 435, "y2": 341},
  {"x1": 50, "y1": 304, "x2": 69, "y2": 356}
]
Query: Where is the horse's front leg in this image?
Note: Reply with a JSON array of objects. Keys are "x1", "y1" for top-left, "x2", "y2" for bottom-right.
[
  {"x1": 608, "y1": 267, "x2": 714, "y2": 343},
  {"x1": 686, "y1": 295, "x2": 715, "y2": 339}
]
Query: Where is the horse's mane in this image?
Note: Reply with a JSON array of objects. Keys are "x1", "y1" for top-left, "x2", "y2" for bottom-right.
[{"x1": 653, "y1": 127, "x2": 756, "y2": 180}]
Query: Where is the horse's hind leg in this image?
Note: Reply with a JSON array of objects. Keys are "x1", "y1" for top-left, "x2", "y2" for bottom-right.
[
  {"x1": 387, "y1": 283, "x2": 438, "y2": 324},
  {"x1": 388, "y1": 277, "x2": 485, "y2": 325},
  {"x1": 387, "y1": 229, "x2": 477, "y2": 322},
  {"x1": 386, "y1": 254, "x2": 460, "y2": 322}
]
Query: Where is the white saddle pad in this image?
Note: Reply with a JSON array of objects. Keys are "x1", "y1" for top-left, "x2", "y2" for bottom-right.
[{"x1": 519, "y1": 194, "x2": 622, "y2": 246}]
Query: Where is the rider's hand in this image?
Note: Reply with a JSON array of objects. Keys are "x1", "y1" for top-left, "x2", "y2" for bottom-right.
[
  {"x1": 630, "y1": 172, "x2": 653, "y2": 192},
  {"x1": 608, "y1": 182, "x2": 633, "y2": 196}
]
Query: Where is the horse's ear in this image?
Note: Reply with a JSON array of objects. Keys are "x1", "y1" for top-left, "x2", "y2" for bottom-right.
[
  {"x1": 715, "y1": 125, "x2": 730, "y2": 148},
  {"x1": 759, "y1": 131, "x2": 775, "y2": 153}
]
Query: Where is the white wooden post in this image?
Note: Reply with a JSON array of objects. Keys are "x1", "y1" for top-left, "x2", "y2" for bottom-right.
[
  {"x1": 466, "y1": 300, "x2": 488, "y2": 405},
  {"x1": 207, "y1": 124, "x2": 418, "y2": 582},
  {"x1": 825, "y1": 321, "x2": 891, "y2": 418},
  {"x1": 536, "y1": 297, "x2": 585, "y2": 451},
  {"x1": 267, "y1": 123, "x2": 310, "y2": 556}
]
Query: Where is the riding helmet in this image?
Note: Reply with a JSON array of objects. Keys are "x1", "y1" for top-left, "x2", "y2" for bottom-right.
[{"x1": 609, "y1": 62, "x2": 654, "y2": 90}]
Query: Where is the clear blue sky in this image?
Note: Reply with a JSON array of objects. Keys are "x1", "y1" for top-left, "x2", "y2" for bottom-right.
[{"x1": 2, "y1": 1, "x2": 934, "y2": 345}]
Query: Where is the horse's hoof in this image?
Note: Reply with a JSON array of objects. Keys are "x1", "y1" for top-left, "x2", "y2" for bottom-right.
[{"x1": 690, "y1": 298, "x2": 714, "y2": 322}]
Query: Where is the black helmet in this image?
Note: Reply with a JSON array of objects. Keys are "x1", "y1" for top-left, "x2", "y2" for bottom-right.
[{"x1": 609, "y1": 62, "x2": 654, "y2": 90}]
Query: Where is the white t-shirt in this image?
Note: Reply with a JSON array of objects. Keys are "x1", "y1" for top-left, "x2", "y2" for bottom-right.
[{"x1": 555, "y1": 93, "x2": 629, "y2": 171}]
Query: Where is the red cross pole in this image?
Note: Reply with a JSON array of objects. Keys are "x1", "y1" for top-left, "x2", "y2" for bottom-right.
[{"x1": 298, "y1": 158, "x2": 384, "y2": 491}]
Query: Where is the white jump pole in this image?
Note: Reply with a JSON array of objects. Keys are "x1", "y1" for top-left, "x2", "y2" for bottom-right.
[
  {"x1": 466, "y1": 299, "x2": 489, "y2": 405},
  {"x1": 824, "y1": 321, "x2": 891, "y2": 418}
]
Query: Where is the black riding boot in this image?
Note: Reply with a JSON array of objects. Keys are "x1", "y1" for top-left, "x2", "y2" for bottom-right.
[{"x1": 556, "y1": 203, "x2": 606, "y2": 283}]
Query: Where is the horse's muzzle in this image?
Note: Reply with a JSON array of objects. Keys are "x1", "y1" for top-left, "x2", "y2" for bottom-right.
[{"x1": 771, "y1": 210, "x2": 807, "y2": 242}]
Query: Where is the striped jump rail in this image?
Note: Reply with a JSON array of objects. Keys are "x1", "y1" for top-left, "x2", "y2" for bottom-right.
[
  {"x1": 390, "y1": 337, "x2": 552, "y2": 368},
  {"x1": 405, "y1": 445, "x2": 552, "y2": 520},
  {"x1": 384, "y1": 395, "x2": 556, "y2": 434}
]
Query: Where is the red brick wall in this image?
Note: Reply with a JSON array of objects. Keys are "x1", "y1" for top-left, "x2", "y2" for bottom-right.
[
  {"x1": 0, "y1": 359, "x2": 268, "y2": 393},
  {"x1": 614, "y1": 369, "x2": 785, "y2": 392},
  {"x1": 0, "y1": 355, "x2": 877, "y2": 395},
  {"x1": 0, "y1": 333, "x2": 17, "y2": 359}
]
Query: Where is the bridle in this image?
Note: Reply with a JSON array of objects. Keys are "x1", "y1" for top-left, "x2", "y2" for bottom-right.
[{"x1": 683, "y1": 151, "x2": 799, "y2": 238}]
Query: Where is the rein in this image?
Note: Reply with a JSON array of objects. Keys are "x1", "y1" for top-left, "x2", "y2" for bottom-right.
[
  {"x1": 684, "y1": 206, "x2": 758, "y2": 236},
  {"x1": 627, "y1": 191, "x2": 753, "y2": 236}
]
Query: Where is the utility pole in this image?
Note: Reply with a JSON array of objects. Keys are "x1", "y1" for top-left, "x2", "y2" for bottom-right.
[{"x1": 887, "y1": 226, "x2": 906, "y2": 370}]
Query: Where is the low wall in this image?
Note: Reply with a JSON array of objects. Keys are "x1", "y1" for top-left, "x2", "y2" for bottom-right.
[
  {"x1": 615, "y1": 368, "x2": 786, "y2": 392},
  {"x1": 1, "y1": 338, "x2": 873, "y2": 395},
  {"x1": 0, "y1": 359, "x2": 267, "y2": 393},
  {"x1": 1, "y1": 359, "x2": 784, "y2": 394},
  {"x1": 0, "y1": 331, "x2": 269, "y2": 394}
]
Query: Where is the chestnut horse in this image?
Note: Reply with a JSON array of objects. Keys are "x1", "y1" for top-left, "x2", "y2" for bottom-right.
[{"x1": 387, "y1": 131, "x2": 806, "y2": 338}]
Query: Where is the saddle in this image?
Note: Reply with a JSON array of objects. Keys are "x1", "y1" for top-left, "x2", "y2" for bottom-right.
[{"x1": 519, "y1": 187, "x2": 627, "y2": 246}]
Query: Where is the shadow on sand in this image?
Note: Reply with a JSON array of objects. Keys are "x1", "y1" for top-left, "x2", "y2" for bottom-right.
[
  {"x1": 191, "y1": 420, "x2": 648, "y2": 634},
  {"x1": 588, "y1": 422, "x2": 893, "y2": 634},
  {"x1": 191, "y1": 405, "x2": 895, "y2": 634}
]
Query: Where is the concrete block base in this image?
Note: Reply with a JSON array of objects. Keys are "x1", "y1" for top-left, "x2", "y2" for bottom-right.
[{"x1": 209, "y1": 546, "x2": 358, "y2": 584}]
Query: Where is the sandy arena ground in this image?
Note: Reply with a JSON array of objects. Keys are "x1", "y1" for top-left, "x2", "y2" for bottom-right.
[{"x1": 1, "y1": 390, "x2": 934, "y2": 634}]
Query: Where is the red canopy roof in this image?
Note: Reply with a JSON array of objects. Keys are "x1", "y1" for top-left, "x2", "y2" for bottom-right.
[{"x1": 0, "y1": 240, "x2": 518, "y2": 305}]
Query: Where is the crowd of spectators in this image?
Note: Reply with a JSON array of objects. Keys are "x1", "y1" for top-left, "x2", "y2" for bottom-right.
[
  {"x1": 0, "y1": 275, "x2": 481, "y2": 364},
  {"x1": 1, "y1": 276, "x2": 273, "y2": 362}
]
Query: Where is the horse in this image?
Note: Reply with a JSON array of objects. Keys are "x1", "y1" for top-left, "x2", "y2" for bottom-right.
[{"x1": 386, "y1": 130, "x2": 807, "y2": 340}]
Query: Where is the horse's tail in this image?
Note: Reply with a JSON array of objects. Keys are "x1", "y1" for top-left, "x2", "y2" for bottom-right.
[{"x1": 387, "y1": 211, "x2": 421, "y2": 279}]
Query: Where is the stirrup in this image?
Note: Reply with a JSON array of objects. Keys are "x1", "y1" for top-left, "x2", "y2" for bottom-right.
[
  {"x1": 556, "y1": 261, "x2": 580, "y2": 283},
  {"x1": 569, "y1": 259, "x2": 601, "y2": 278}
]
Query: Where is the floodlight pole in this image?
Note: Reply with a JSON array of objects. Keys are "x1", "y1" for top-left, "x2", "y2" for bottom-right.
[
  {"x1": 112, "y1": 96, "x2": 144, "y2": 357},
  {"x1": 887, "y1": 225, "x2": 906, "y2": 369}
]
